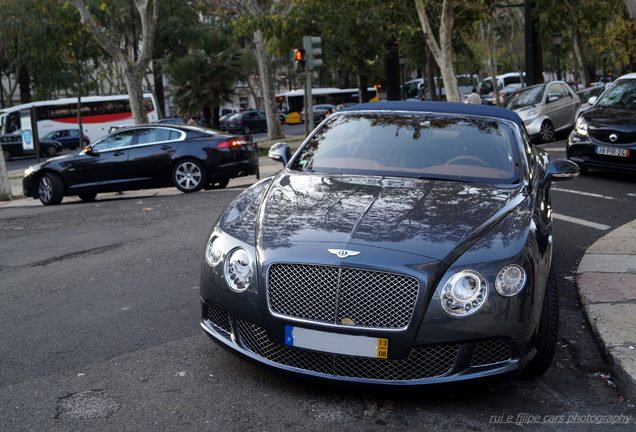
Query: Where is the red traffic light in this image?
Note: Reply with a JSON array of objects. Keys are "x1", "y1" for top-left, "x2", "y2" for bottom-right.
[{"x1": 294, "y1": 49, "x2": 305, "y2": 61}]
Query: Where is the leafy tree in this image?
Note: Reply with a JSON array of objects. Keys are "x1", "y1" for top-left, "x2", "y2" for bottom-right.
[
  {"x1": 166, "y1": 31, "x2": 243, "y2": 129},
  {"x1": 69, "y1": 0, "x2": 158, "y2": 124}
]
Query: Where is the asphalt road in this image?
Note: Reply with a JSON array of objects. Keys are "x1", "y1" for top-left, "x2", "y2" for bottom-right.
[{"x1": 1, "y1": 138, "x2": 635, "y2": 431}]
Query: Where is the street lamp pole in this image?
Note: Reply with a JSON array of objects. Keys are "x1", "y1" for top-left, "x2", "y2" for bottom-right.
[{"x1": 553, "y1": 31, "x2": 562, "y2": 81}]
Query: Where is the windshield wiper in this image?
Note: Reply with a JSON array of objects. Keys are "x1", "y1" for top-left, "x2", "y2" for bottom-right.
[{"x1": 416, "y1": 175, "x2": 474, "y2": 183}]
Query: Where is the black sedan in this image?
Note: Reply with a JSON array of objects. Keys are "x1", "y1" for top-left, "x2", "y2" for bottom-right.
[
  {"x1": 23, "y1": 124, "x2": 258, "y2": 205},
  {"x1": 221, "y1": 110, "x2": 267, "y2": 135},
  {"x1": 1, "y1": 133, "x2": 63, "y2": 161},
  {"x1": 199, "y1": 101, "x2": 579, "y2": 386},
  {"x1": 567, "y1": 73, "x2": 636, "y2": 173}
]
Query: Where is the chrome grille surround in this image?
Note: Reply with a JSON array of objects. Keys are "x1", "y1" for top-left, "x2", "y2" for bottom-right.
[
  {"x1": 266, "y1": 263, "x2": 420, "y2": 330},
  {"x1": 470, "y1": 340, "x2": 512, "y2": 367},
  {"x1": 206, "y1": 302, "x2": 232, "y2": 338},
  {"x1": 236, "y1": 319, "x2": 459, "y2": 381}
]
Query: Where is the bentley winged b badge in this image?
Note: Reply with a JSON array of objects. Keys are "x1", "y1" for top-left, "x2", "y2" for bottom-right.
[{"x1": 328, "y1": 249, "x2": 361, "y2": 259}]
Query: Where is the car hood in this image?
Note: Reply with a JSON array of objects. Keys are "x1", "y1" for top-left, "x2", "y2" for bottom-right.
[
  {"x1": 583, "y1": 107, "x2": 636, "y2": 132},
  {"x1": 256, "y1": 172, "x2": 524, "y2": 260}
]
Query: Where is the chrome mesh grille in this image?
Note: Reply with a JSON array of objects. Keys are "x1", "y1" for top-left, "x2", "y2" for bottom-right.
[
  {"x1": 470, "y1": 340, "x2": 512, "y2": 367},
  {"x1": 267, "y1": 263, "x2": 419, "y2": 329},
  {"x1": 206, "y1": 302, "x2": 232, "y2": 337},
  {"x1": 237, "y1": 320, "x2": 458, "y2": 381}
]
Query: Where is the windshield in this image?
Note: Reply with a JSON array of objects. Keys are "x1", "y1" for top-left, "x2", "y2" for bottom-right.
[
  {"x1": 290, "y1": 113, "x2": 519, "y2": 184},
  {"x1": 596, "y1": 79, "x2": 636, "y2": 110},
  {"x1": 505, "y1": 85, "x2": 545, "y2": 109}
]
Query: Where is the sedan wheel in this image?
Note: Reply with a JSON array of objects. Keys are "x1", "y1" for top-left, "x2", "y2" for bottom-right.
[
  {"x1": 38, "y1": 173, "x2": 64, "y2": 205},
  {"x1": 243, "y1": 126, "x2": 251, "y2": 135},
  {"x1": 539, "y1": 121, "x2": 555, "y2": 143},
  {"x1": 46, "y1": 146, "x2": 58, "y2": 157},
  {"x1": 172, "y1": 159, "x2": 206, "y2": 193}
]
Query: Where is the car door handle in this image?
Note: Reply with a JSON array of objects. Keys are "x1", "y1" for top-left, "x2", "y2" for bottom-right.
[
  {"x1": 113, "y1": 151, "x2": 126, "y2": 156},
  {"x1": 161, "y1": 145, "x2": 173, "y2": 150}
]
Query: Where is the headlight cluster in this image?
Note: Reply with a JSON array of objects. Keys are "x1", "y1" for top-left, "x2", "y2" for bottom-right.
[
  {"x1": 205, "y1": 236, "x2": 254, "y2": 293},
  {"x1": 440, "y1": 264, "x2": 527, "y2": 317},
  {"x1": 575, "y1": 116, "x2": 588, "y2": 136}
]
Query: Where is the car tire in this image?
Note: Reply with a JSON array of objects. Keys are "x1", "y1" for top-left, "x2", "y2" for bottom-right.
[
  {"x1": 2, "y1": 149, "x2": 11, "y2": 161},
  {"x1": 539, "y1": 120, "x2": 555, "y2": 143},
  {"x1": 522, "y1": 266, "x2": 559, "y2": 378},
  {"x1": 38, "y1": 172, "x2": 64, "y2": 206},
  {"x1": 46, "y1": 146, "x2": 58, "y2": 157},
  {"x1": 210, "y1": 178, "x2": 229, "y2": 189},
  {"x1": 78, "y1": 192, "x2": 97, "y2": 202},
  {"x1": 243, "y1": 126, "x2": 251, "y2": 135},
  {"x1": 172, "y1": 159, "x2": 207, "y2": 193}
]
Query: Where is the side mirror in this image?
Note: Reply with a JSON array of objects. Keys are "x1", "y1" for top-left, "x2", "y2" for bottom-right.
[
  {"x1": 84, "y1": 146, "x2": 99, "y2": 156},
  {"x1": 541, "y1": 159, "x2": 579, "y2": 186},
  {"x1": 547, "y1": 95, "x2": 560, "y2": 103},
  {"x1": 587, "y1": 96, "x2": 598, "y2": 106},
  {"x1": 268, "y1": 142, "x2": 291, "y2": 166}
]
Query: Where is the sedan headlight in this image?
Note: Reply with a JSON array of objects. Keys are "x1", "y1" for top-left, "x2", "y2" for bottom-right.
[
  {"x1": 24, "y1": 166, "x2": 35, "y2": 177},
  {"x1": 440, "y1": 270, "x2": 488, "y2": 317},
  {"x1": 575, "y1": 116, "x2": 588, "y2": 136},
  {"x1": 224, "y1": 247, "x2": 253, "y2": 292},
  {"x1": 495, "y1": 264, "x2": 526, "y2": 297},
  {"x1": 205, "y1": 236, "x2": 223, "y2": 267}
]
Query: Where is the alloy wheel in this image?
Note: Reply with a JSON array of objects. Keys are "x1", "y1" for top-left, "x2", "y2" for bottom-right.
[
  {"x1": 175, "y1": 161, "x2": 202, "y2": 191},
  {"x1": 38, "y1": 176, "x2": 53, "y2": 203},
  {"x1": 540, "y1": 121, "x2": 555, "y2": 143}
]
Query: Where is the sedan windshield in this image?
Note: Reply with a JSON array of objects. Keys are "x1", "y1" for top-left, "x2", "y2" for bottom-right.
[
  {"x1": 505, "y1": 85, "x2": 545, "y2": 110},
  {"x1": 290, "y1": 113, "x2": 520, "y2": 184},
  {"x1": 596, "y1": 79, "x2": 636, "y2": 110}
]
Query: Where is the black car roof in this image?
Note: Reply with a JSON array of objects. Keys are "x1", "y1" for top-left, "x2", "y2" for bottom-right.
[{"x1": 340, "y1": 101, "x2": 524, "y2": 128}]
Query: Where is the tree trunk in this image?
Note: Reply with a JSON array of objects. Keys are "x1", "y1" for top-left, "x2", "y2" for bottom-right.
[
  {"x1": 123, "y1": 66, "x2": 149, "y2": 124},
  {"x1": 571, "y1": 27, "x2": 590, "y2": 87},
  {"x1": 0, "y1": 150, "x2": 12, "y2": 201},
  {"x1": 18, "y1": 65, "x2": 31, "y2": 104},
  {"x1": 153, "y1": 64, "x2": 166, "y2": 118},
  {"x1": 253, "y1": 29, "x2": 284, "y2": 140},
  {"x1": 415, "y1": 0, "x2": 460, "y2": 102},
  {"x1": 384, "y1": 39, "x2": 401, "y2": 101},
  {"x1": 481, "y1": 21, "x2": 500, "y2": 106},
  {"x1": 358, "y1": 74, "x2": 369, "y2": 103},
  {"x1": 426, "y1": 48, "x2": 436, "y2": 100},
  {"x1": 211, "y1": 105, "x2": 220, "y2": 130}
]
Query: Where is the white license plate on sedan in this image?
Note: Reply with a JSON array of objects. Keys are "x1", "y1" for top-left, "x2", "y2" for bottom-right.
[
  {"x1": 595, "y1": 146, "x2": 630, "y2": 157},
  {"x1": 284, "y1": 325, "x2": 388, "y2": 359}
]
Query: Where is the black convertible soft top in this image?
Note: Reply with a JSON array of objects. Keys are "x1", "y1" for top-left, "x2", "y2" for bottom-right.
[{"x1": 340, "y1": 101, "x2": 524, "y2": 129}]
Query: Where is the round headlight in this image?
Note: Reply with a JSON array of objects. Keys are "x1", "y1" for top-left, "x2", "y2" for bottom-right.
[
  {"x1": 495, "y1": 264, "x2": 526, "y2": 297},
  {"x1": 205, "y1": 236, "x2": 223, "y2": 267},
  {"x1": 224, "y1": 248, "x2": 253, "y2": 292},
  {"x1": 440, "y1": 270, "x2": 488, "y2": 317}
]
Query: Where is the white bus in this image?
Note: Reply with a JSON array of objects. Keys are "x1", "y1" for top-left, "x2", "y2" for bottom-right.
[
  {"x1": 276, "y1": 87, "x2": 380, "y2": 114},
  {"x1": 0, "y1": 93, "x2": 158, "y2": 142}
]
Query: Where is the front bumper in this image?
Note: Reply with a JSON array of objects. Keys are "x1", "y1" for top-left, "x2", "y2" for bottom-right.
[
  {"x1": 22, "y1": 174, "x2": 35, "y2": 198},
  {"x1": 201, "y1": 299, "x2": 530, "y2": 386},
  {"x1": 567, "y1": 132, "x2": 636, "y2": 171}
]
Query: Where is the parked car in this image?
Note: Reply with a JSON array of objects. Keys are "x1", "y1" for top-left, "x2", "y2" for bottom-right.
[
  {"x1": 155, "y1": 117, "x2": 186, "y2": 125},
  {"x1": 221, "y1": 110, "x2": 267, "y2": 135},
  {"x1": 1, "y1": 133, "x2": 64, "y2": 161},
  {"x1": 301, "y1": 104, "x2": 337, "y2": 123},
  {"x1": 574, "y1": 85, "x2": 607, "y2": 118},
  {"x1": 22, "y1": 124, "x2": 258, "y2": 205},
  {"x1": 504, "y1": 81, "x2": 580, "y2": 143},
  {"x1": 480, "y1": 72, "x2": 525, "y2": 104},
  {"x1": 42, "y1": 129, "x2": 89, "y2": 150},
  {"x1": 499, "y1": 83, "x2": 524, "y2": 105},
  {"x1": 199, "y1": 101, "x2": 579, "y2": 386},
  {"x1": 567, "y1": 73, "x2": 636, "y2": 173}
]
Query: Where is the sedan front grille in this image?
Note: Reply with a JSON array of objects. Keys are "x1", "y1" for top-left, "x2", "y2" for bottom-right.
[
  {"x1": 237, "y1": 320, "x2": 458, "y2": 381},
  {"x1": 267, "y1": 263, "x2": 419, "y2": 329},
  {"x1": 470, "y1": 340, "x2": 512, "y2": 367}
]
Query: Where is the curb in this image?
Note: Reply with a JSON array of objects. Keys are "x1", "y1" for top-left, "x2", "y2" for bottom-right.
[{"x1": 576, "y1": 220, "x2": 636, "y2": 401}]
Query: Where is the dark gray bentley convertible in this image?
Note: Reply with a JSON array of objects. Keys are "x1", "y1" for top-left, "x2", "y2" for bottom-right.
[{"x1": 200, "y1": 101, "x2": 578, "y2": 386}]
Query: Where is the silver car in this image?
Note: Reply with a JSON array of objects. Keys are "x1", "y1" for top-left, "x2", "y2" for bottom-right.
[{"x1": 505, "y1": 81, "x2": 580, "y2": 142}]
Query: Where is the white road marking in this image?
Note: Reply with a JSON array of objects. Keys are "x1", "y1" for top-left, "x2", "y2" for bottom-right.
[
  {"x1": 553, "y1": 213, "x2": 611, "y2": 231},
  {"x1": 552, "y1": 188, "x2": 615, "y2": 200}
]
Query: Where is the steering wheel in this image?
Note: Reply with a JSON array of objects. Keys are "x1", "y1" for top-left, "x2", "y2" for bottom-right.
[{"x1": 446, "y1": 155, "x2": 489, "y2": 168}]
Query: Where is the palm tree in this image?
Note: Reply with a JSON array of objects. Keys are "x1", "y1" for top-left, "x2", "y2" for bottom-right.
[{"x1": 166, "y1": 31, "x2": 243, "y2": 129}]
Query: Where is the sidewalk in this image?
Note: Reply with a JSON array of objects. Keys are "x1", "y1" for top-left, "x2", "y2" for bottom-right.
[{"x1": 577, "y1": 220, "x2": 636, "y2": 401}]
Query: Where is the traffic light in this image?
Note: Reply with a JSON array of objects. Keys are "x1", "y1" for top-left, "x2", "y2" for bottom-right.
[
  {"x1": 293, "y1": 49, "x2": 305, "y2": 73},
  {"x1": 303, "y1": 36, "x2": 322, "y2": 71}
]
